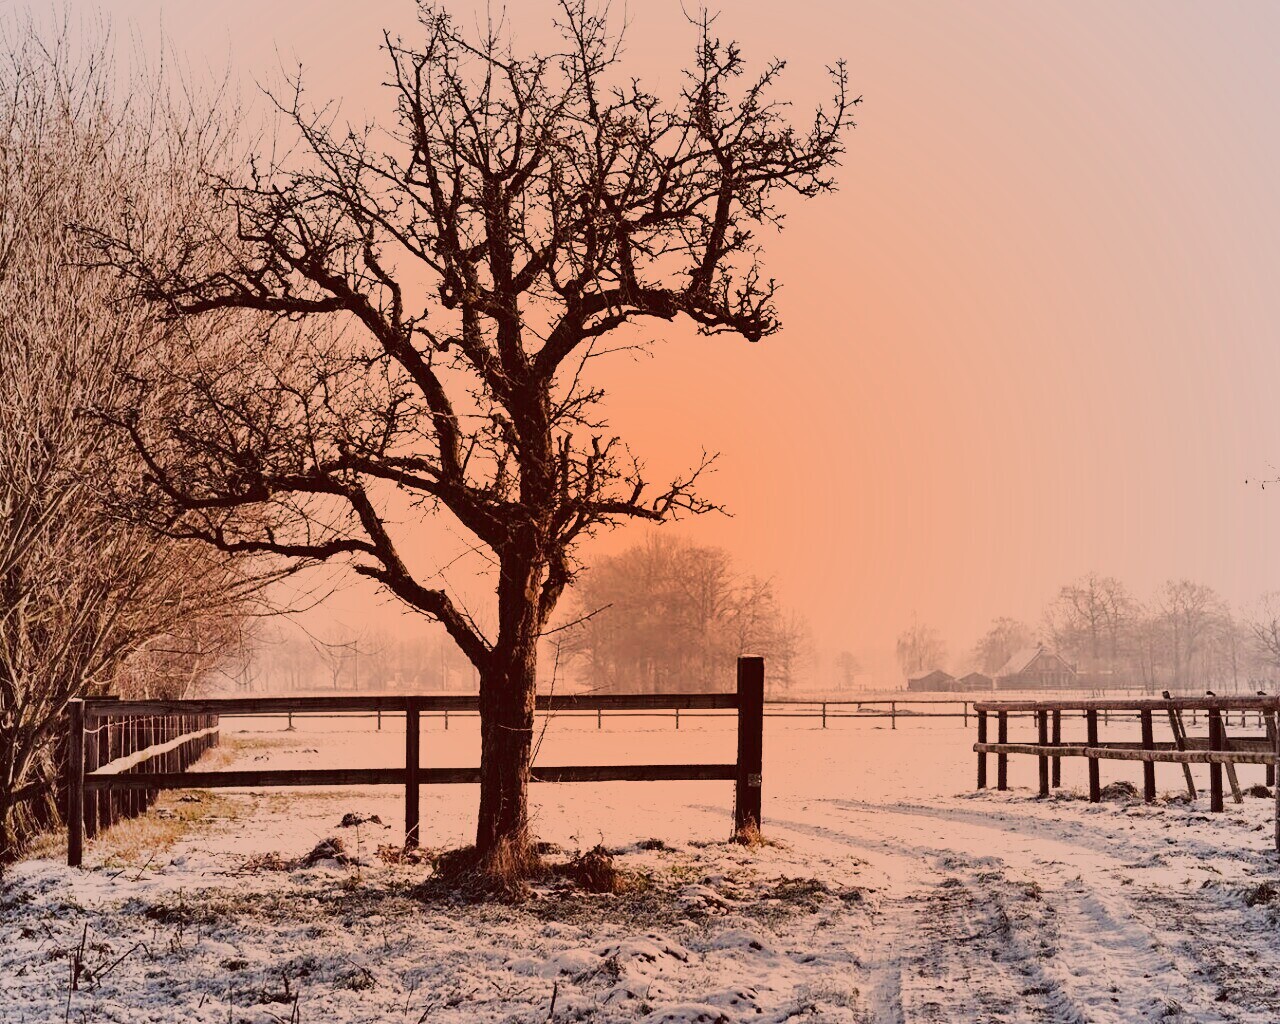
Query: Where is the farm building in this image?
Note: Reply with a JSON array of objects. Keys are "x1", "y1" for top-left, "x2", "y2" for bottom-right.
[
  {"x1": 994, "y1": 646, "x2": 1077, "y2": 690},
  {"x1": 956, "y1": 672, "x2": 994, "y2": 691},
  {"x1": 906, "y1": 669, "x2": 957, "y2": 692}
]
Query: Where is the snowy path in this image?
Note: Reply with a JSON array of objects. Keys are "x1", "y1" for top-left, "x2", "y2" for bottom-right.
[{"x1": 761, "y1": 793, "x2": 1280, "y2": 1023}]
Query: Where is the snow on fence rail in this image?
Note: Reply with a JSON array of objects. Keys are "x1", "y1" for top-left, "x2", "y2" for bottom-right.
[
  {"x1": 64, "y1": 658, "x2": 766, "y2": 868},
  {"x1": 64, "y1": 701, "x2": 220, "y2": 868},
  {"x1": 972, "y1": 695, "x2": 1280, "y2": 850}
]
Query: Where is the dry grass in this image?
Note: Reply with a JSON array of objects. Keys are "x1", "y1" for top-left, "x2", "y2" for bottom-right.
[
  {"x1": 556, "y1": 845, "x2": 629, "y2": 894},
  {"x1": 423, "y1": 834, "x2": 548, "y2": 902},
  {"x1": 23, "y1": 739, "x2": 252, "y2": 867},
  {"x1": 87, "y1": 789, "x2": 247, "y2": 871},
  {"x1": 732, "y1": 822, "x2": 771, "y2": 848}
]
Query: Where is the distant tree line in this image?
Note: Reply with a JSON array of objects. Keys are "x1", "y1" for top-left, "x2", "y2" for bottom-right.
[
  {"x1": 245, "y1": 628, "x2": 478, "y2": 694},
  {"x1": 901, "y1": 572, "x2": 1280, "y2": 693}
]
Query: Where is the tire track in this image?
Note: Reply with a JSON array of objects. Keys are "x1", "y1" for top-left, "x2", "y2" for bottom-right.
[{"x1": 764, "y1": 798, "x2": 1246, "y2": 1022}]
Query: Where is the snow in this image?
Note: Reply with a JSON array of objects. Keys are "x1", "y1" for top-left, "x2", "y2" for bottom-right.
[{"x1": 3, "y1": 713, "x2": 1280, "y2": 1021}]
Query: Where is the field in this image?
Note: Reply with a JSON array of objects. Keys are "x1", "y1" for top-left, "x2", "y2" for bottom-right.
[{"x1": 4, "y1": 712, "x2": 1280, "y2": 1023}]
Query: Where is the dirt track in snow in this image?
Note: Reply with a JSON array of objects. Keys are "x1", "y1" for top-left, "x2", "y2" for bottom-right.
[{"x1": 764, "y1": 789, "x2": 1280, "y2": 1023}]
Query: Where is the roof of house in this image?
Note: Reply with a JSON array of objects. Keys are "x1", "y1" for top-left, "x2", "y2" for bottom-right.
[
  {"x1": 995, "y1": 646, "x2": 1071, "y2": 678},
  {"x1": 958, "y1": 672, "x2": 992, "y2": 682},
  {"x1": 907, "y1": 669, "x2": 954, "y2": 683}
]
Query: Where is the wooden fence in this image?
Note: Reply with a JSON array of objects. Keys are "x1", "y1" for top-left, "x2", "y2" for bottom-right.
[
  {"x1": 972, "y1": 696, "x2": 1280, "y2": 850},
  {"x1": 306, "y1": 698, "x2": 977, "y2": 733},
  {"x1": 65, "y1": 658, "x2": 765, "y2": 867},
  {"x1": 65, "y1": 704, "x2": 220, "y2": 867}
]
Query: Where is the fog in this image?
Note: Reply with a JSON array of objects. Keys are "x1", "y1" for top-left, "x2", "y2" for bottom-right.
[{"x1": 88, "y1": 0, "x2": 1280, "y2": 689}]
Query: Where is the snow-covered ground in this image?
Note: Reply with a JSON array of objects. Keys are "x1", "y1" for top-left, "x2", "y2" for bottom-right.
[{"x1": 4, "y1": 713, "x2": 1280, "y2": 1022}]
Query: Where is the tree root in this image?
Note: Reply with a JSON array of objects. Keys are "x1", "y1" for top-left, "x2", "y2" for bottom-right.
[{"x1": 424, "y1": 834, "x2": 546, "y2": 902}]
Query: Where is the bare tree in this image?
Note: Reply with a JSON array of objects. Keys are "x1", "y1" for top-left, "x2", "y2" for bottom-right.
[
  {"x1": 1153, "y1": 579, "x2": 1224, "y2": 691},
  {"x1": 834, "y1": 650, "x2": 862, "y2": 690},
  {"x1": 1248, "y1": 593, "x2": 1280, "y2": 675},
  {"x1": 96, "y1": 3, "x2": 855, "y2": 880},
  {"x1": 563, "y1": 535, "x2": 806, "y2": 694},
  {"x1": 971, "y1": 617, "x2": 1034, "y2": 675},
  {"x1": 1044, "y1": 573, "x2": 1133, "y2": 683},
  {"x1": 896, "y1": 621, "x2": 946, "y2": 679},
  {"x1": 0, "y1": 19, "x2": 264, "y2": 857}
]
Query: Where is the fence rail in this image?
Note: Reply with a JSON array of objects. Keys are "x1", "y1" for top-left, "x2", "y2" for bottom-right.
[
  {"x1": 65, "y1": 658, "x2": 766, "y2": 867},
  {"x1": 971, "y1": 696, "x2": 1280, "y2": 850}
]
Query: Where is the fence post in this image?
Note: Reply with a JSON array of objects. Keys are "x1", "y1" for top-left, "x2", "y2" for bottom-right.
[
  {"x1": 1037, "y1": 710, "x2": 1049, "y2": 797},
  {"x1": 144, "y1": 716, "x2": 156, "y2": 809},
  {"x1": 1086, "y1": 710, "x2": 1100, "y2": 803},
  {"x1": 67, "y1": 701, "x2": 85, "y2": 868},
  {"x1": 597, "y1": 707, "x2": 602, "y2": 730},
  {"x1": 1051, "y1": 709, "x2": 1062, "y2": 788},
  {"x1": 84, "y1": 713, "x2": 99, "y2": 840},
  {"x1": 891, "y1": 701, "x2": 897, "y2": 730},
  {"x1": 1266, "y1": 708, "x2": 1277, "y2": 788},
  {"x1": 106, "y1": 716, "x2": 118, "y2": 827},
  {"x1": 822, "y1": 702, "x2": 827, "y2": 729},
  {"x1": 734, "y1": 657, "x2": 764, "y2": 838},
  {"x1": 1274, "y1": 721, "x2": 1279, "y2": 853},
  {"x1": 126, "y1": 716, "x2": 138, "y2": 819},
  {"x1": 964, "y1": 701, "x2": 969, "y2": 728},
  {"x1": 675, "y1": 707, "x2": 680, "y2": 730},
  {"x1": 405, "y1": 699, "x2": 421, "y2": 848},
  {"x1": 1140, "y1": 709, "x2": 1156, "y2": 803},
  {"x1": 997, "y1": 711, "x2": 1008, "y2": 791},
  {"x1": 1209, "y1": 708, "x2": 1225, "y2": 813},
  {"x1": 976, "y1": 709, "x2": 987, "y2": 789}
]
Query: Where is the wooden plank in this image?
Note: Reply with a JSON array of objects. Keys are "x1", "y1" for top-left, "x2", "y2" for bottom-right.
[
  {"x1": 976, "y1": 696, "x2": 1280, "y2": 713},
  {"x1": 405, "y1": 699, "x2": 420, "y2": 849},
  {"x1": 973, "y1": 743, "x2": 1278, "y2": 765},
  {"x1": 1051, "y1": 710, "x2": 1062, "y2": 788},
  {"x1": 976, "y1": 710, "x2": 988, "y2": 789},
  {"x1": 1209, "y1": 709, "x2": 1225, "y2": 812},
  {"x1": 86, "y1": 692, "x2": 739, "y2": 718},
  {"x1": 536, "y1": 764, "x2": 738, "y2": 783},
  {"x1": 544, "y1": 693, "x2": 738, "y2": 712},
  {"x1": 83, "y1": 715, "x2": 99, "y2": 840},
  {"x1": 66, "y1": 701, "x2": 84, "y2": 868},
  {"x1": 1140, "y1": 710, "x2": 1156, "y2": 803},
  {"x1": 1216, "y1": 714, "x2": 1244, "y2": 805},
  {"x1": 1037, "y1": 711, "x2": 1049, "y2": 797},
  {"x1": 1087, "y1": 710, "x2": 1100, "y2": 802},
  {"x1": 1266, "y1": 708, "x2": 1277, "y2": 788},
  {"x1": 88, "y1": 768, "x2": 408, "y2": 790},
  {"x1": 86, "y1": 763, "x2": 740, "y2": 791},
  {"x1": 1165, "y1": 699, "x2": 1197, "y2": 800},
  {"x1": 974, "y1": 743, "x2": 1090, "y2": 756},
  {"x1": 997, "y1": 712, "x2": 1008, "y2": 791},
  {"x1": 1087, "y1": 749, "x2": 1275, "y2": 766},
  {"x1": 734, "y1": 657, "x2": 764, "y2": 836}
]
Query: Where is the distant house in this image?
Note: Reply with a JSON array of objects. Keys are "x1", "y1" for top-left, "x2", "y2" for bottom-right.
[
  {"x1": 994, "y1": 647, "x2": 1076, "y2": 691},
  {"x1": 956, "y1": 672, "x2": 993, "y2": 691},
  {"x1": 906, "y1": 669, "x2": 957, "y2": 692}
]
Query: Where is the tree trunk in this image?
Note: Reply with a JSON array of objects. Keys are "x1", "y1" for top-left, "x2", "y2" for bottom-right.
[
  {"x1": 475, "y1": 644, "x2": 537, "y2": 863},
  {"x1": 473, "y1": 544, "x2": 545, "y2": 877}
]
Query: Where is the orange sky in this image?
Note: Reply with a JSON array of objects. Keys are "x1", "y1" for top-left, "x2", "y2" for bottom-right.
[{"x1": 89, "y1": 0, "x2": 1280, "y2": 680}]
